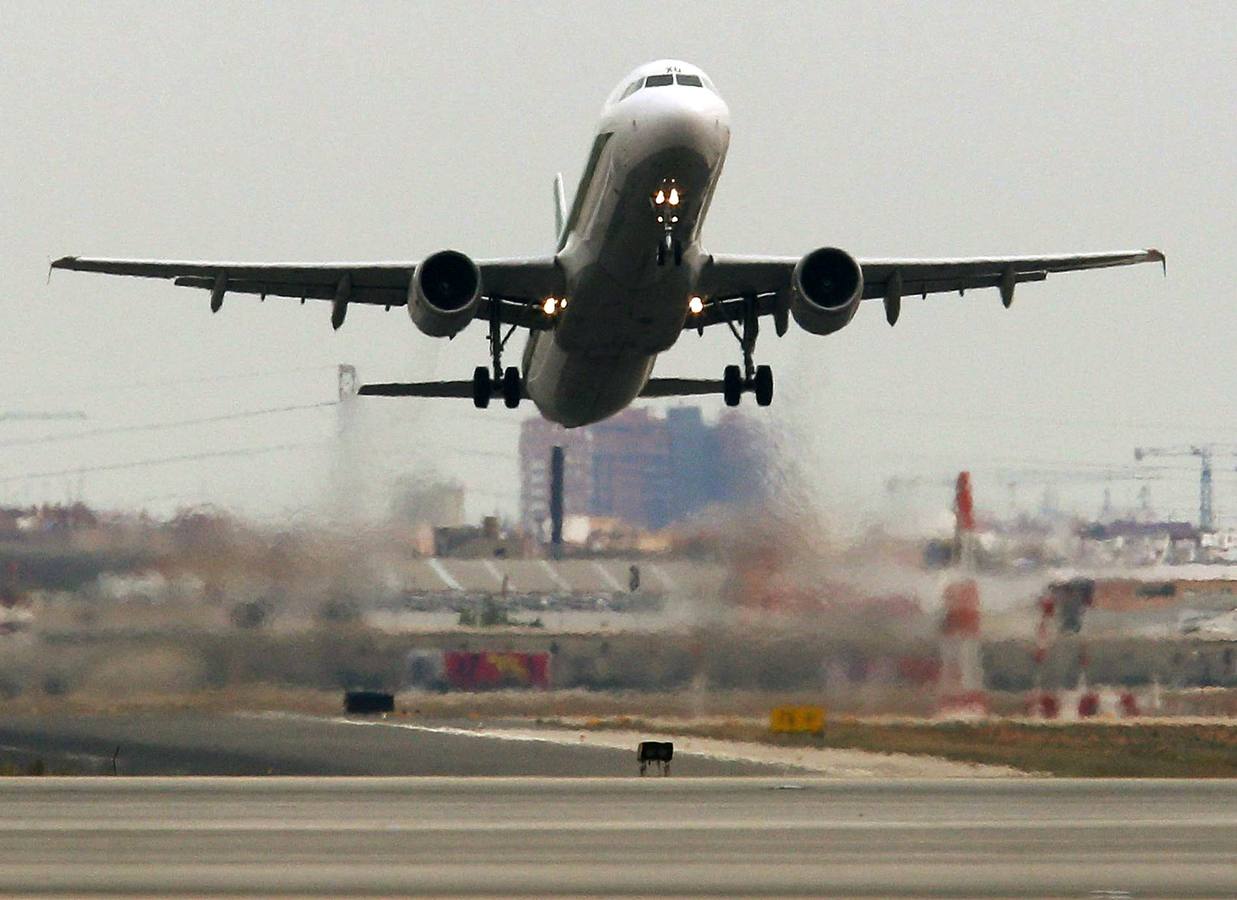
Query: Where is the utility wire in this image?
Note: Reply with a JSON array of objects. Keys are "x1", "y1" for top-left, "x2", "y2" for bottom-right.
[
  {"x1": 0, "y1": 441, "x2": 322, "y2": 484},
  {"x1": 14, "y1": 364, "x2": 338, "y2": 400},
  {"x1": 0, "y1": 411, "x2": 87, "y2": 422},
  {"x1": 0, "y1": 401, "x2": 337, "y2": 448}
]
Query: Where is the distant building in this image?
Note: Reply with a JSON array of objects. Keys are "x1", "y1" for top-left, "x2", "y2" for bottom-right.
[
  {"x1": 1081, "y1": 520, "x2": 1199, "y2": 543},
  {"x1": 433, "y1": 515, "x2": 526, "y2": 559},
  {"x1": 591, "y1": 408, "x2": 672, "y2": 528},
  {"x1": 518, "y1": 406, "x2": 765, "y2": 535},
  {"x1": 390, "y1": 478, "x2": 466, "y2": 529}
]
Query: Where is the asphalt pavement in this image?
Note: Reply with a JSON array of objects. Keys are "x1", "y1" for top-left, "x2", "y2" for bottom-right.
[
  {"x1": 0, "y1": 777, "x2": 1232, "y2": 897},
  {"x1": 0, "y1": 712, "x2": 788, "y2": 776}
]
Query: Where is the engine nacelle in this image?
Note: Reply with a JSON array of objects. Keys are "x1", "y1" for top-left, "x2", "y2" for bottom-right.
[
  {"x1": 789, "y1": 247, "x2": 864, "y2": 336},
  {"x1": 408, "y1": 250, "x2": 482, "y2": 338}
]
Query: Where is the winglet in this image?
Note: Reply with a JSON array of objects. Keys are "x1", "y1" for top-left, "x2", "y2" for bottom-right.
[{"x1": 1148, "y1": 248, "x2": 1166, "y2": 275}]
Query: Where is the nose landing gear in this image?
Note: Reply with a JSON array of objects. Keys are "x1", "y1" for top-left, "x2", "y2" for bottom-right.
[
  {"x1": 652, "y1": 179, "x2": 684, "y2": 267},
  {"x1": 721, "y1": 294, "x2": 774, "y2": 407},
  {"x1": 473, "y1": 309, "x2": 523, "y2": 409},
  {"x1": 656, "y1": 231, "x2": 683, "y2": 267}
]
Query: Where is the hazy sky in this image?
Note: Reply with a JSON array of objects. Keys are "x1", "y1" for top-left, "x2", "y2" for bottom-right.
[{"x1": 2, "y1": 1, "x2": 1234, "y2": 529}]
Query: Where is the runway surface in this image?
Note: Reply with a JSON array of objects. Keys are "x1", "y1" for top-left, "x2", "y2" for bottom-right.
[
  {"x1": 0, "y1": 777, "x2": 1232, "y2": 897},
  {"x1": 0, "y1": 712, "x2": 788, "y2": 776}
]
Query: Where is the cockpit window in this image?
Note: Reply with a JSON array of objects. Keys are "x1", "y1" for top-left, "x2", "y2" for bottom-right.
[
  {"x1": 644, "y1": 73, "x2": 674, "y2": 87},
  {"x1": 675, "y1": 74, "x2": 703, "y2": 87},
  {"x1": 620, "y1": 79, "x2": 642, "y2": 100}
]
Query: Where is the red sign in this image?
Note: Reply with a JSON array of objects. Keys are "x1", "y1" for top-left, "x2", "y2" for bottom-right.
[
  {"x1": 954, "y1": 471, "x2": 975, "y2": 532},
  {"x1": 443, "y1": 651, "x2": 550, "y2": 690}
]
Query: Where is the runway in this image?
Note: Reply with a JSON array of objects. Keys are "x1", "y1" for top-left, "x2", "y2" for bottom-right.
[
  {"x1": 0, "y1": 777, "x2": 1233, "y2": 897},
  {"x1": 0, "y1": 712, "x2": 785, "y2": 776}
]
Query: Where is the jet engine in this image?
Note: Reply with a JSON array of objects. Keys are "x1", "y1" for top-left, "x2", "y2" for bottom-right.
[
  {"x1": 789, "y1": 247, "x2": 864, "y2": 335},
  {"x1": 408, "y1": 250, "x2": 482, "y2": 337}
]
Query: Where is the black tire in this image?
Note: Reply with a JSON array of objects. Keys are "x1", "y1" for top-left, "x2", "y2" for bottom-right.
[
  {"x1": 754, "y1": 365, "x2": 773, "y2": 406},
  {"x1": 656, "y1": 238, "x2": 666, "y2": 266},
  {"x1": 344, "y1": 691, "x2": 394, "y2": 715},
  {"x1": 673, "y1": 239, "x2": 683, "y2": 266},
  {"x1": 502, "y1": 366, "x2": 522, "y2": 408},
  {"x1": 723, "y1": 365, "x2": 743, "y2": 407},
  {"x1": 472, "y1": 366, "x2": 490, "y2": 409}
]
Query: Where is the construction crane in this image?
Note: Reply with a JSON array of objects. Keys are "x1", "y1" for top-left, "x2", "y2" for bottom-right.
[
  {"x1": 1134, "y1": 444, "x2": 1237, "y2": 532},
  {"x1": 998, "y1": 467, "x2": 1176, "y2": 520}
]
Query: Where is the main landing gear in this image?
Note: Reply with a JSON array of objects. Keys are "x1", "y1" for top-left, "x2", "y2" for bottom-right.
[
  {"x1": 721, "y1": 294, "x2": 773, "y2": 408},
  {"x1": 473, "y1": 310, "x2": 522, "y2": 409}
]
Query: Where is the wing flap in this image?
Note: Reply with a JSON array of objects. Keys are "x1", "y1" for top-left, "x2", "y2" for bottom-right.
[
  {"x1": 173, "y1": 276, "x2": 408, "y2": 306},
  {"x1": 862, "y1": 269, "x2": 1048, "y2": 300}
]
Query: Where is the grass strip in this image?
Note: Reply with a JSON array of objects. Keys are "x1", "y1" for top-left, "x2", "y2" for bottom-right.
[{"x1": 564, "y1": 717, "x2": 1237, "y2": 778}]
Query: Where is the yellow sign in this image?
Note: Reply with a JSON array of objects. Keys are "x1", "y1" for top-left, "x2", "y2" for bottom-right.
[{"x1": 769, "y1": 705, "x2": 825, "y2": 734}]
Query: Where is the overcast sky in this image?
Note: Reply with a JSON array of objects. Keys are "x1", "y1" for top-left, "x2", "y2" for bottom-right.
[{"x1": 1, "y1": 1, "x2": 1233, "y2": 530}]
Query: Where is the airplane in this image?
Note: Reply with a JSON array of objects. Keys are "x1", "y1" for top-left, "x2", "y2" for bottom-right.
[{"x1": 52, "y1": 59, "x2": 1164, "y2": 428}]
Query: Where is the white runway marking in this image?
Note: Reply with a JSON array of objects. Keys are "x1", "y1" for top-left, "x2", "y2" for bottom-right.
[
  {"x1": 426, "y1": 558, "x2": 461, "y2": 590},
  {"x1": 539, "y1": 558, "x2": 570, "y2": 590},
  {"x1": 481, "y1": 559, "x2": 508, "y2": 588},
  {"x1": 243, "y1": 712, "x2": 1025, "y2": 778},
  {"x1": 592, "y1": 561, "x2": 624, "y2": 592}
]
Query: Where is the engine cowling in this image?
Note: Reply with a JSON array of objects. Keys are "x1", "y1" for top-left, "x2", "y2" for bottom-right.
[
  {"x1": 789, "y1": 247, "x2": 864, "y2": 336},
  {"x1": 408, "y1": 250, "x2": 482, "y2": 338}
]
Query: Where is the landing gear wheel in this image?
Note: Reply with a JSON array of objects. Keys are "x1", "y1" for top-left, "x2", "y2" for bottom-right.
[
  {"x1": 502, "y1": 366, "x2": 522, "y2": 409},
  {"x1": 658, "y1": 232, "x2": 675, "y2": 266},
  {"x1": 472, "y1": 365, "x2": 491, "y2": 409},
  {"x1": 723, "y1": 365, "x2": 743, "y2": 407},
  {"x1": 754, "y1": 365, "x2": 773, "y2": 407}
]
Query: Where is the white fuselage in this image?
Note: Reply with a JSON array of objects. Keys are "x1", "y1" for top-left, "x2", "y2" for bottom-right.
[{"x1": 522, "y1": 61, "x2": 731, "y2": 427}]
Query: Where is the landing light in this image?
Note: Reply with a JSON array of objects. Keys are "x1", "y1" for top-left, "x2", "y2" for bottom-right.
[
  {"x1": 688, "y1": 295, "x2": 704, "y2": 314},
  {"x1": 542, "y1": 297, "x2": 558, "y2": 315},
  {"x1": 651, "y1": 180, "x2": 682, "y2": 211}
]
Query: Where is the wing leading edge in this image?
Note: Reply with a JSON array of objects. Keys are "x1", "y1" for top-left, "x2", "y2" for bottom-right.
[
  {"x1": 49, "y1": 255, "x2": 562, "y2": 330},
  {"x1": 695, "y1": 248, "x2": 1164, "y2": 328}
]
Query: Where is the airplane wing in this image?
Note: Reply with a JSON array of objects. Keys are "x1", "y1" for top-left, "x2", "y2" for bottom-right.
[
  {"x1": 693, "y1": 249, "x2": 1165, "y2": 329},
  {"x1": 49, "y1": 255, "x2": 562, "y2": 330}
]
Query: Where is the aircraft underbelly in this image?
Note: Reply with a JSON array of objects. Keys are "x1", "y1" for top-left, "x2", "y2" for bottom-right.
[
  {"x1": 523, "y1": 331, "x2": 654, "y2": 428},
  {"x1": 524, "y1": 122, "x2": 724, "y2": 427},
  {"x1": 556, "y1": 147, "x2": 712, "y2": 354}
]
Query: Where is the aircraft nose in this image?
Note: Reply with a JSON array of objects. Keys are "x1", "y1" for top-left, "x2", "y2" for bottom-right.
[{"x1": 638, "y1": 92, "x2": 729, "y2": 160}]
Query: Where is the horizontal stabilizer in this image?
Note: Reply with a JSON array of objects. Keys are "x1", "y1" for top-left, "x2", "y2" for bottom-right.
[
  {"x1": 358, "y1": 378, "x2": 724, "y2": 401},
  {"x1": 639, "y1": 378, "x2": 725, "y2": 398},
  {"x1": 358, "y1": 381, "x2": 476, "y2": 399}
]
